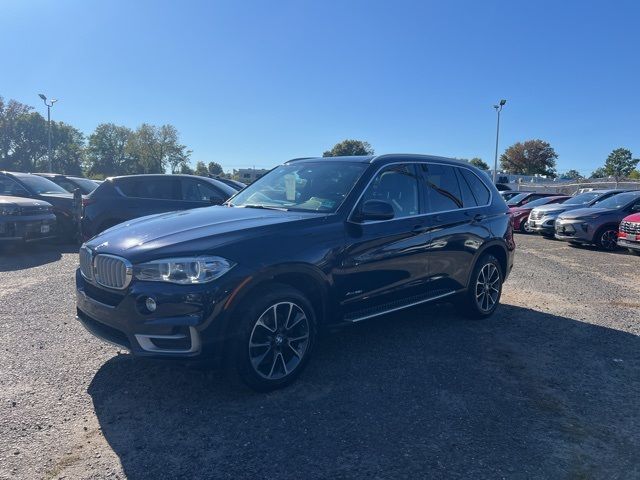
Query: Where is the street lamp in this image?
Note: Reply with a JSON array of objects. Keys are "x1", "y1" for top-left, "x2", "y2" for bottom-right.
[
  {"x1": 38, "y1": 93, "x2": 58, "y2": 172},
  {"x1": 492, "y1": 99, "x2": 506, "y2": 184}
]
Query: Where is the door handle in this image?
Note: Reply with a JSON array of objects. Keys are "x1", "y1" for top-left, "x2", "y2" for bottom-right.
[
  {"x1": 412, "y1": 224, "x2": 428, "y2": 233},
  {"x1": 473, "y1": 214, "x2": 486, "y2": 222}
]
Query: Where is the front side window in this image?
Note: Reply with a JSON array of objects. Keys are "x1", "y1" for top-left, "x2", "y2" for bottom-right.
[
  {"x1": 181, "y1": 179, "x2": 225, "y2": 202},
  {"x1": 229, "y1": 162, "x2": 368, "y2": 212},
  {"x1": 0, "y1": 177, "x2": 29, "y2": 196},
  {"x1": 359, "y1": 164, "x2": 420, "y2": 219},
  {"x1": 421, "y1": 164, "x2": 463, "y2": 212},
  {"x1": 594, "y1": 192, "x2": 639, "y2": 210}
]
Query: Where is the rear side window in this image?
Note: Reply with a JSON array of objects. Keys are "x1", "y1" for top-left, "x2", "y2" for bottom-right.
[
  {"x1": 115, "y1": 177, "x2": 178, "y2": 200},
  {"x1": 180, "y1": 179, "x2": 227, "y2": 202},
  {"x1": 421, "y1": 164, "x2": 463, "y2": 212},
  {"x1": 458, "y1": 168, "x2": 491, "y2": 206}
]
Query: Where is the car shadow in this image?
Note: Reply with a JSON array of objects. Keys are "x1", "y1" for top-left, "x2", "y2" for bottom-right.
[
  {"x1": 88, "y1": 304, "x2": 640, "y2": 479},
  {"x1": 0, "y1": 242, "x2": 77, "y2": 271}
]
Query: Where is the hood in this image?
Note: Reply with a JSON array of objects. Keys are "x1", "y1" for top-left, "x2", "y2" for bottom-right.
[
  {"x1": 531, "y1": 203, "x2": 580, "y2": 214},
  {"x1": 0, "y1": 195, "x2": 52, "y2": 208},
  {"x1": 85, "y1": 205, "x2": 324, "y2": 257},
  {"x1": 622, "y1": 213, "x2": 640, "y2": 223},
  {"x1": 558, "y1": 207, "x2": 612, "y2": 220}
]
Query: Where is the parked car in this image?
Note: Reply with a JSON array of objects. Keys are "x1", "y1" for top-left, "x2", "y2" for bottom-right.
[
  {"x1": 81, "y1": 174, "x2": 237, "y2": 239},
  {"x1": 510, "y1": 195, "x2": 570, "y2": 233},
  {"x1": 506, "y1": 192, "x2": 558, "y2": 207},
  {"x1": 34, "y1": 173, "x2": 100, "y2": 194},
  {"x1": 529, "y1": 189, "x2": 628, "y2": 237},
  {"x1": 618, "y1": 213, "x2": 640, "y2": 255},
  {"x1": 501, "y1": 190, "x2": 530, "y2": 201},
  {"x1": 76, "y1": 154, "x2": 515, "y2": 391},
  {"x1": 0, "y1": 171, "x2": 80, "y2": 241},
  {"x1": 495, "y1": 183, "x2": 512, "y2": 192},
  {"x1": 555, "y1": 191, "x2": 640, "y2": 250},
  {"x1": 0, "y1": 196, "x2": 56, "y2": 244}
]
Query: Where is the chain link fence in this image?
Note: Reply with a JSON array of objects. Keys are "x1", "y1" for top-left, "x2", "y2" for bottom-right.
[{"x1": 508, "y1": 178, "x2": 640, "y2": 195}]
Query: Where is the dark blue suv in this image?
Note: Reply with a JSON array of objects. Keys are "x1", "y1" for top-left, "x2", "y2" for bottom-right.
[{"x1": 81, "y1": 174, "x2": 237, "y2": 239}]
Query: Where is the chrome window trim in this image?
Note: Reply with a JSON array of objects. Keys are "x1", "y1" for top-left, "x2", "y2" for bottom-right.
[
  {"x1": 347, "y1": 161, "x2": 494, "y2": 225},
  {"x1": 93, "y1": 253, "x2": 133, "y2": 290}
]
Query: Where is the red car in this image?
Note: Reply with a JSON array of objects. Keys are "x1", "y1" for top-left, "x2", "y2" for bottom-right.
[
  {"x1": 618, "y1": 213, "x2": 640, "y2": 255},
  {"x1": 509, "y1": 195, "x2": 570, "y2": 233}
]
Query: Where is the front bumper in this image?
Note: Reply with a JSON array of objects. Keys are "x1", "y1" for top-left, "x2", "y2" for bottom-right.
[
  {"x1": 0, "y1": 214, "x2": 57, "y2": 243},
  {"x1": 554, "y1": 218, "x2": 593, "y2": 244},
  {"x1": 75, "y1": 269, "x2": 244, "y2": 359},
  {"x1": 618, "y1": 237, "x2": 640, "y2": 251},
  {"x1": 527, "y1": 217, "x2": 557, "y2": 235}
]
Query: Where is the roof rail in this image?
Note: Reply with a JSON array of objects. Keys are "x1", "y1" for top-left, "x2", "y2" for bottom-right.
[{"x1": 285, "y1": 157, "x2": 317, "y2": 163}]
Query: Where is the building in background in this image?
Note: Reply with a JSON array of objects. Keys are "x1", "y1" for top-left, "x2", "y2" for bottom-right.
[{"x1": 233, "y1": 168, "x2": 270, "y2": 183}]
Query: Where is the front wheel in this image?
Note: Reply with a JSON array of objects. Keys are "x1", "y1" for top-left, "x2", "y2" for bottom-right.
[
  {"x1": 229, "y1": 283, "x2": 317, "y2": 391},
  {"x1": 461, "y1": 254, "x2": 503, "y2": 319},
  {"x1": 520, "y1": 218, "x2": 533, "y2": 233},
  {"x1": 595, "y1": 226, "x2": 619, "y2": 251}
]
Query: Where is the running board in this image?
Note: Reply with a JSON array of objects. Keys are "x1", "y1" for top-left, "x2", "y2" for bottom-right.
[{"x1": 344, "y1": 289, "x2": 456, "y2": 323}]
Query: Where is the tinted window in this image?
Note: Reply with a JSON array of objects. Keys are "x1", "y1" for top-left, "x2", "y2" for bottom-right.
[
  {"x1": 15, "y1": 175, "x2": 68, "y2": 194},
  {"x1": 56, "y1": 179, "x2": 79, "y2": 193},
  {"x1": 595, "y1": 192, "x2": 640, "y2": 209},
  {"x1": 360, "y1": 164, "x2": 419, "y2": 219},
  {"x1": 0, "y1": 177, "x2": 30, "y2": 196},
  {"x1": 116, "y1": 177, "x2": 177, "y2": 200},
  {"x1": 459, "y1": 168, "x2": 491, "y2": 205},
  {"x1": 181, "y1": 179, "x2": 226, "y2": 202},
  {"x1": 455, "y1": 169, "x2": 478, "y2": 207},
  {"x1": 422, "y1": 164, "x2": 463, "y2": 212},
  {"x1": 563, "y1": 192, "x2": 600, "y2": 205}
]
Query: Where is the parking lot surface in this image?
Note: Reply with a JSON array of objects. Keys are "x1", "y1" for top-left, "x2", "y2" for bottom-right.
[{"x1": 1, "y1": 235, "x2": 639, "y2": 479}]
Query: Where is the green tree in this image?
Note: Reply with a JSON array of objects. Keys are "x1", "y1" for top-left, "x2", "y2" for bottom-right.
[
  {"x1": 86, "y1": 123, "x2": 133, "y2": 177},
  {"x1": 126, "y1": 124, "x2": 191, "y2": 174},
  {"x1": 207, "y1": 161, "x2": 223, "y2": 175},
  {"x1": 193, "y1": 161, "x2": 209, "y2": 176},
  {"x1": 602, "y1": 148, "x2": 639, "y2": 181},
  {"x1": 590, "y1": 167, "x2": 607, "y2": 178},
  {"x1": 323, "y1": 139, "x2": 374, "y2": 157},
  {"x1": 47, "y1": 122, "x2": 85, "y2": 175},
  {"x1": 0, "y1": 97, "x2": 38, "y2": 170},
  {"x1": 500, "y1": 139, "x2": 557, "y2": 177},
  {"x1": 629, "y1": 170, "x2": 640, "y2": 180},
  {"x1": 564, "y1": 169, "x2": 583, "y2": 180},
  {"x1": 469, "y1": 157, "x2": 490, "y2": 170},
  {"x1": 179, "y1": 163, "x2": 194, "y2": 175}
]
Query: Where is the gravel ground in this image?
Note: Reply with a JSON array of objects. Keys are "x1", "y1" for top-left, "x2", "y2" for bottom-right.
[{"x1": 1, "y1": 235, "x2": 639, "y2": 480}]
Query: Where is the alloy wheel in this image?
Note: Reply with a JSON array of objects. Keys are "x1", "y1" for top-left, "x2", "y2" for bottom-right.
[
  {"x1": 600, "y1": 230, "x2": 618, "y2": 251},
  {"x1": 475, "y1": 263, "x2": 500, "y2": 313},
  {"x1": 248, "y1": 302, "x2": 310, "y2": 380}
]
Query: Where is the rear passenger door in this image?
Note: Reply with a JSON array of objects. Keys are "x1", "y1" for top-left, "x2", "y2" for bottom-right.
[
  {"x1": 116, "y1": 177, "x2": 184, "y2": 220},
  {"x1": 419, "y1": 163, "x2": 492, "y2": 293}
]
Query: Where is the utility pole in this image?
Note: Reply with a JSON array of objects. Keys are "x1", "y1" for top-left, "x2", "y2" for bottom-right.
[
  {"x1": 38, "y1": 94, "x2": 58, "y2": 172},
  {"x1": 492, "y1": 99, "x2": 506, "y2": 184}
]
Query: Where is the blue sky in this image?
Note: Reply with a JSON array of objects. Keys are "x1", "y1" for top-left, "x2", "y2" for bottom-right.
[{"x1": 1, "y1": 0, "x2": 638, "y2": 174}]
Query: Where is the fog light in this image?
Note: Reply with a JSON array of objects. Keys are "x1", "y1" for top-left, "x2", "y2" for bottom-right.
[{"x1": 145, "y1": 297, "x2": 157, "y2": 312}]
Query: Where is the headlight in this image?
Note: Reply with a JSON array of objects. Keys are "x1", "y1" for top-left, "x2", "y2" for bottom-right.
[
  {"x1": 0, "y1": 205, "x2": 20, "y2": 216},
  {"x1": 133, "y1": 256, "x2": 235, "y2": 284}
]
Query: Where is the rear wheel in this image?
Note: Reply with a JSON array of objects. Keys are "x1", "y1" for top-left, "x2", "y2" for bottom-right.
[
  {"x1": 520, "y1": 218, "x2": 533, "y2": 233},
  {"x1": 228, "y1": 283, "x2": 317, "y2": 391},
  {"x1": 461, "y1": 254, "x2": 503, "y2": 319},
  {"x1": 595, "y1": 226, "x2": 619, "y2": 251}
]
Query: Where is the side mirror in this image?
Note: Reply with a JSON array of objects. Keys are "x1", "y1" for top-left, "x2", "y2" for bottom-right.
[{"x1": 356, "y1": 200, "x2": 395, "y2": 222}]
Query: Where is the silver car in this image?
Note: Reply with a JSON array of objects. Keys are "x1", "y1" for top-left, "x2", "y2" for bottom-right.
[
  {"x1": 555, "y1": 191, "x2": 640, "y2": 250},
  {"x1": 528, "y1": 189, "x2": 626, "y2": 237}
]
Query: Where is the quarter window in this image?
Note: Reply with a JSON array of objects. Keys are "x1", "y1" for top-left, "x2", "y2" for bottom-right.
[
  {"x1": 421, "y1": 164, "x2": 463, "y2": 212},
  {"x1": 116, "y1": 178, "x2": 178, "y2": 200},
  {"x1": 360, "y1": 164, "x2": 419, "y2": 219},
  {"x1": 458, "y1": 168, "x2": 491, "y2": 206}
]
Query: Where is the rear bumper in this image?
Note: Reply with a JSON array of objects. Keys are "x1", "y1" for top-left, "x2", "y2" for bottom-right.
[
  {"x1": 618, "y1": 238, "x2": 640, "y2": 251},
  {"x1": 0, "y1": 214, "x2": 57, "y2": 242}
]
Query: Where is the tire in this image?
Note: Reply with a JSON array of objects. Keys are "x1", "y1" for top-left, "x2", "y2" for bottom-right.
[
  {"x1": 628, "y1": 248, "x2": 640, "y2": 256},
  {"x1": 461, "y1": 254, "x2": 503, "y2": 319},
  {"x1": 520, "y1": 218, "x2": 533, "y2": 234},
  {"x1": 227, "y1": 283, "x2": 317, "y2": 392},
  {"x1": 595, "y1": 226, "x2": 619, "y2": 251}
]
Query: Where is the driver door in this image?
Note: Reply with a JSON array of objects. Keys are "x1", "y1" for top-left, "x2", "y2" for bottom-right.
[{"x1": 335, "y1": 163, "x2": 432, "y2": 320}]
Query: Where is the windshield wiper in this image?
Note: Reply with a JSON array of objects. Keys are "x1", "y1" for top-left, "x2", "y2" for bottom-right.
[{"x1": 241, "y1": 204, "x2": 289, "y2": 211}]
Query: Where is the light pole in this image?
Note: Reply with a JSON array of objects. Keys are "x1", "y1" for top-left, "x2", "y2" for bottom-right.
[
  {"x1": 38, "y1": 93, "x2": 58, "y2": 172},
  {"x1": 492, "y1": 99, "x2": 506, "y2": 184}
]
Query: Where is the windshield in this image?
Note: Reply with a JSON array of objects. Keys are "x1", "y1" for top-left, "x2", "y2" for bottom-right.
[
  {"x1": 564, "y1": 192, "x2": 600, "y2": 205},
  {"x1": 593, "y1": 192, "x2": 639, "y2": 209},
  {"x1": 506, "y1": 193, "x2": 529, "y2": 206},
  {"x1": 70, "y1": 177, "x2": 99, "y2": 193},
  {"x1": 526, "y1": 196, "x2": 563, "y2": 208},
  {"x1": 18, "y1": 175, "x2": 69, "y2": 195},
  {"x1": 229, "y1": 162, "x2": 368, "y2": 212}
]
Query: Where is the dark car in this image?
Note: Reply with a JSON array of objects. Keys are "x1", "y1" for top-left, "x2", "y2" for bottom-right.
[
  {"x1": 555, "y1": 191, "x2": 640, "y2": 250},
  {"x1": 0, "y1": 172, "x2": 79, "y2": 241},
  {"x1": 81, "y1": 174, "x2": 237, "y2": 239},
  {"x1": 527, "y1": 189, "x2": 627, "y2": 237},
  {"x1": 34, "y1": 173, "x2": 100, "y2": 194},
  {"x1": 0, "y1": 195, "x2": 57, "y2": 244},
  {"x1": 76, "y1": 154, "x2": 515, "y2": 391},
  {"x1": 506, "y1": 191, "x2": 558, "y2": 207},
  {"x1": 509, "y1": 195, "x2": 570, "y2": 233},
  {"x1": 501, "y1": 190, "x2": 530, "y2": 201},
  {"x1": 209, "y1": 175, "x2": 246, "y2": 191}
]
